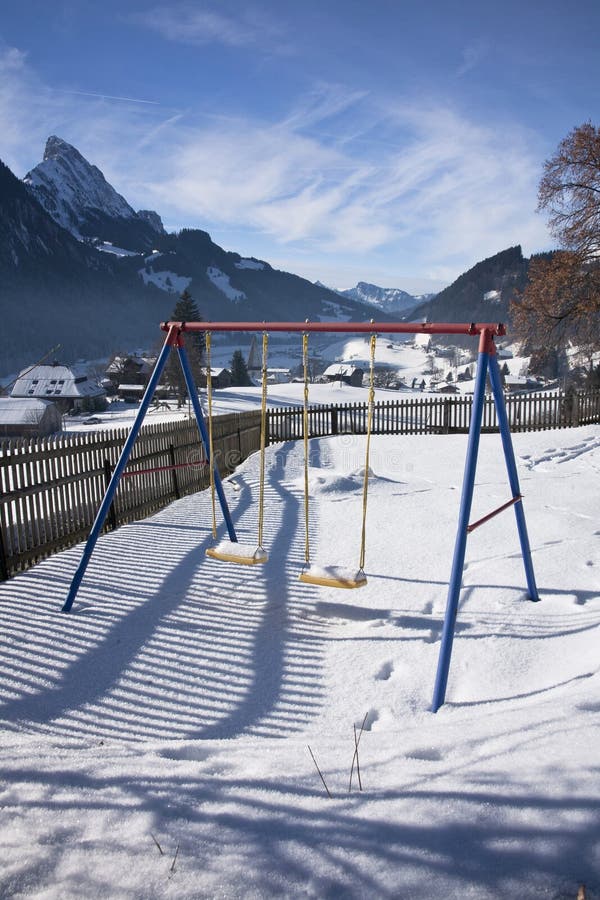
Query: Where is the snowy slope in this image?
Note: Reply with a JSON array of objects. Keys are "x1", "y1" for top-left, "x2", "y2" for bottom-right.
[{"x1": 0, "y1": 425, "x2": 598, "y2": 898}]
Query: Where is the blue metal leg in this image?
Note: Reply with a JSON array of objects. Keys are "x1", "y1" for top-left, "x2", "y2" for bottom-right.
[
  {"x1": 176, "y1": 345, "x2": 237, "y2": 542},
  {"x1": 431, "y1": 349, "x2": 489, "y2": 711},
  {"x1": 62, "y1": 332, "x2": 175, "y2": 612},
  {"x1": 488, "y1": 355, "x2": 539, "y2": 601}
]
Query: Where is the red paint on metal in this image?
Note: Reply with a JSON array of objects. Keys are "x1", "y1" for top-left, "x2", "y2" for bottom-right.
[
  {"x1": 467, "y1": 495, "x2": 522, "y2": 533},
  {"x1": 122, "y1": 461, "x2": 208, "y2": 478},
  {"x1": 160, "y1": 321, "x2": 506, "y2": 337}
]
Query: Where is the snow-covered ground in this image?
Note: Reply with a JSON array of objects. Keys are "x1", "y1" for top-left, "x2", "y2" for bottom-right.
[{"x1": 0, "y1": 424, "x2": 598, "y2": 898}]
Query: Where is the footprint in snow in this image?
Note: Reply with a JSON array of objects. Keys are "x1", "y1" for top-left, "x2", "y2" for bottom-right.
[{"x1": 375, "y1": 661, "x2": 394, "y2": 681}]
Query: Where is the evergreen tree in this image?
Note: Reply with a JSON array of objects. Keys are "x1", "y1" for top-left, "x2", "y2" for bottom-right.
[
  {"x1": 229, "y1": 349, "x2": 252, "y2": 386},
  {"x1": 165, "y1": 290, "x2": 204, "y2": 405}
]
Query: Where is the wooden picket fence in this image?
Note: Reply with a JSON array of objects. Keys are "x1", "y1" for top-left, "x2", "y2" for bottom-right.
[
  {"x1": 0, "y1": 412, "x2": 261, "y2": 579},
  {"x1": 1, "y1": 388, "x2": 598, "y2": 579},
  {"x1": 267, "y1": 388, "x2": 600, "y2": 441}
]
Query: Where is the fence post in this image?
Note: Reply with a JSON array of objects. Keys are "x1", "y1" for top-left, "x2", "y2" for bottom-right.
[
  {"x1": 331, "y1": 406, "x2": 338, "y2": 435},
  {"x1": 572, "y1": 391, "x2": 580, "y2": 427},
  {"x1": 168, "y1": 444, "x2": 181, "y2": 499},
  {"x1": 443, "y1": 398, "x2": 451, "y2": 434},
  {"x1": 0, "y1": 519, "x2": 8, "y2": 581},
  {"x1": 103, "y1": 460, "x2": 118, "y2": 530}
]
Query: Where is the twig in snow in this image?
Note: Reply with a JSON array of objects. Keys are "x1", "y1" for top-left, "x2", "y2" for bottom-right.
[
  {"x1": 307, "y1": 745, "x2": 332, "y2": 798},
  {"x1": 170, "y1": 845, "x2": 180, "y2": 874},
  {"x1": 150, "y1": 832, "x2": 165, "y2": 855},
  {"x1": 349, "y1": 712, "x2": 368, "y2": 793}
]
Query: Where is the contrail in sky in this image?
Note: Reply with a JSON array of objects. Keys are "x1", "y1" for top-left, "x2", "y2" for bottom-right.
[{"x1": 60, "y1": 89, "x2": 159, "y2": 105}]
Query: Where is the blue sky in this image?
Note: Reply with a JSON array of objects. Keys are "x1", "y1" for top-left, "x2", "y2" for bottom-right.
[{"x1": 1, "y1": 0, "x2": 599, "y2": 292}]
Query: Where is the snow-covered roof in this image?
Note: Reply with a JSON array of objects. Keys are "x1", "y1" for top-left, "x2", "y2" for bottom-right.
[
  {"x1": 0, "y1": 397, "x2": 59, "y2": 425},
  {"x1": 323, "y1": 363, "x2": 363, "y2": 377},
  {"x1": 11, "y1": 364, "x2": 105, "y2": 400},
  {"x1": 107, "y1": 356, "x2": 155, "y2": 376}
]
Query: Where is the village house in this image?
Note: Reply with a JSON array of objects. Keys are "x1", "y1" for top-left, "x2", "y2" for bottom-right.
[
  {"x1": 0, "y1": 398, "x2": 62, "y2": 438},
  {"x1": 10, "y1": 363, "x2": 106, "y2": 413},
  {"x1": 323, "y1": 363, "x2": 364, "y2": 387},
  {"x1": 105, "y1": 354, "x2": 156, "y2": 391},
  {"x1": 196, "y1": 367, "x2": 233, "y2": 389}
]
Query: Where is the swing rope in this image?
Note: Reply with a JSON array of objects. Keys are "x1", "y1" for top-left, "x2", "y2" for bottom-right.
[
  {"x1": 358, "y1": 332, "x2": 377, "y2": 572},
  {"x1": 204, "y1": 331, "x2": 269, "y2": 565},
  {"x1": 302, "y1": 332, "x2": 311, "y2": 567},
  {"x1": 257, "y1": 332, "x2": 268, "y2": 551},
  {"x1": 299, "y1": 331, "x2": 376, "y2": 589},
  {"x1": 205, "y1": 332, "x2": 218, "y2": 539}
]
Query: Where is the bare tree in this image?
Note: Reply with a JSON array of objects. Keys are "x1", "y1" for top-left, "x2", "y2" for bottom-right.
[{"x1": 512, "y1": 123, "x2": 600, "y2": 355}]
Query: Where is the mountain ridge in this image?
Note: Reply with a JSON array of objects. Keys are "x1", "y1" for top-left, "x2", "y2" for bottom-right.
[
  {"x1": 1, "y1": 140, "x2": 395, "y2": 373},
  {"x1": 24, "y1": 136, "x2": 165, "y2": 253}
]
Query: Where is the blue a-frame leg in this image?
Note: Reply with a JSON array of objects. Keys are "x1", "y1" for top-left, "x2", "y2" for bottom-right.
[
  {"x1": 62, "y1": 326, "x2": 237, "y2": 613},
  {"x1": 431, "y1": 330, "x2": 539, "y2": 711}
]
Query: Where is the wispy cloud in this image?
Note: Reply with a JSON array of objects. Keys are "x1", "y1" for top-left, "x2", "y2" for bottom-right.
[
  {"x1": 126, "y1": 3, "x2": 287, "y2": 51},
  {"x1": 457, "y1": 39, "x2": 489, "y2": 77},
  {"x1": 0, "y1": 46, "x2": 549, "y2": 286}
]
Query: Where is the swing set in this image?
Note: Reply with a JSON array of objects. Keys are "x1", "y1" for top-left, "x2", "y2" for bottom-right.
[{"x1": 61, "y1": 319, "x2": 540, "y2": 712}]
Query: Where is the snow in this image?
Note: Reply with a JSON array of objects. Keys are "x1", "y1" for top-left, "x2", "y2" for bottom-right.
[
  {"x1": 139, "y1": 268, "x2": 192, "y2": 293},
  {"x1": 234, "y1": 258, "x2": 265, "y2": 270},
  {"x1": 0, "y1": 423, "x2": 598, "y2": 898},
  {"x1": 207, "y1": 266, "x2": 246, "y2": 302},
  {"x1": 484, "y1": 289, "x2": 502, "y2": 303},
  {"x1": 96, "y1": 242, "x2": 141, "y2": 258}
]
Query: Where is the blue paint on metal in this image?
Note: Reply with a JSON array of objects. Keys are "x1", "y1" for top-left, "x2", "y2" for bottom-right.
[
  {"x1": 431, "y1": 349, "x2": 489, "y2": 712},
  {"x1": 176, "y1": 344, "x2": 237, "y2": 543},
  {"x1": 62, "y1": 334, "x2": 174, "y2": 612},
  {"x1": 488, "y1": 354, "x2": 539, "y2": 601}
]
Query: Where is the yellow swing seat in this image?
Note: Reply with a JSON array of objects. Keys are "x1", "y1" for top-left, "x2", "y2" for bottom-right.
[
  {"x1": 206, "y1": 540, "x2": 268, "y2": 566},
  {"x1": 299, "y1": 565, "x2": 367, "y2": 589}
]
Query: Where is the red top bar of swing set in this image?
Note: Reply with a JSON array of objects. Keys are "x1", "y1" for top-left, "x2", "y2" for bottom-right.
[{"x1": 161, "y1": 321, "x2": 506, "y2": 337}]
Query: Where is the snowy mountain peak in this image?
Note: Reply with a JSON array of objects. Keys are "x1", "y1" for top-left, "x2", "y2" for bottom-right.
[
  {"x1": 24, "y1": 136, "x2": 164, "y2": 251},
  {"x1": 339, "y1": 281, "x2": 422, "y2": 316}
]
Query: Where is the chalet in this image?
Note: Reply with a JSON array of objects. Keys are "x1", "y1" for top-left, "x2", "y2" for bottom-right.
[
  {"x1": 196, "y1": 367, "x2": 232, "y2": 389},
  {"x1": 105, "y1": 354, "x2": 156, "y2": 390},
  {"x1": 267, "y1": 368, "x2": 292, "y2": 385},
  {"x1": 11, "y1": 363, "x2": 106, "y2": 413},
  {"x1": 504, "y1": 376, "x2": 543, "y2": 393},
  {"x1": 0, "y1": 398, "x2": 62, "y2": 438},
  {"x1": 323, "y1": 364, "x2": 364, "y2": 387}
]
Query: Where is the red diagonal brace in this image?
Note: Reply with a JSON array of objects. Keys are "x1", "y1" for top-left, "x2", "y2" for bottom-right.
[{"x1": 467, "y1": 495, "x2": 523, "y2": 533}]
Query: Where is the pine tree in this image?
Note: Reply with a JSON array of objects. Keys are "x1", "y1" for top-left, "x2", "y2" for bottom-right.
[
  {"x1": 165, "y1": 290, "x2": 204, "y2": 405},
  {"x1": 229, "y1": 349, "x2": 252, "y2": 386}
]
